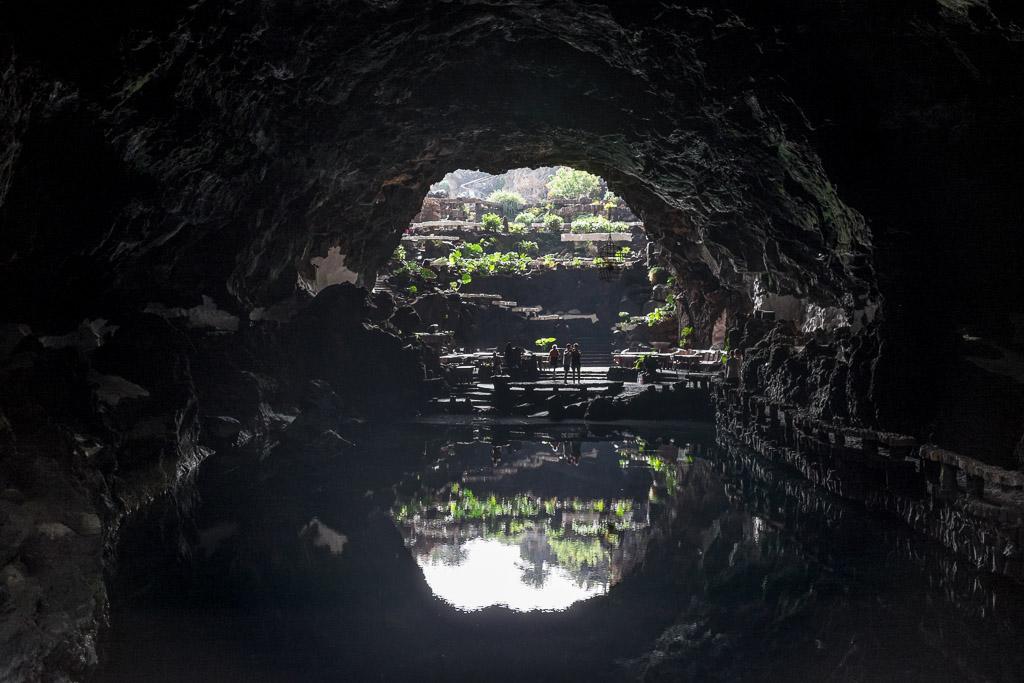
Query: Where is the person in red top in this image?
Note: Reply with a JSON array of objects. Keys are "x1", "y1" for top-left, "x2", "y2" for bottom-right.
[{"x1": 548, "y1": 343, "x2": 560, "y2": 379}]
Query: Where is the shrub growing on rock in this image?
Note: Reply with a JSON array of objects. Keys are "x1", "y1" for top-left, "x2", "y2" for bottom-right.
[
  {"x1": 570, "y1": 214, "x2": 627, "y2": 233},
  {"x1": 648, "y1": 266, "x2": 669, "y2": 285},
  {"x1": 481, "y1": 212, "x2": 503, "y2": 231},
  {"x1": 543, "y1": 213, "x2": 564, "y2": 232},
  {"x1": 487, "y1": 190, "x2": 526, "y2": 219},
  {"x1": 516, "y1": 240, "x2": 539, "y2": 256}
]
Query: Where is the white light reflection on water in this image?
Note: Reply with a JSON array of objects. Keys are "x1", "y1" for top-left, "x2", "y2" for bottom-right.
[{"x1": 415, "y1": 537, "x2": 607, "y2": 612}]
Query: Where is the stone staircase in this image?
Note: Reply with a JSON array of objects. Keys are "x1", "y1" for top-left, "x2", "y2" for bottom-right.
[{"x1": 432, "y1": 366, "x2": 614, "y2": 414}]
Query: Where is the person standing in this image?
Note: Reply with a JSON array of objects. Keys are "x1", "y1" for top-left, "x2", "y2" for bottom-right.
[
  {"x1": 571, "y1": 343, "x2": 582, "y2": 383},
  {"x1": 563, "y1": 341, "x2": 572, "y2": 383},
  {"x1": 548, "y1": 343, "x2": 560, "y2": 380},
  {"x1": 503, "y1": 343, "x2": 513, "y2": 372}
]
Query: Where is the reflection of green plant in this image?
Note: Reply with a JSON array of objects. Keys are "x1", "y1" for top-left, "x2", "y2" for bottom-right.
[
  {"x1": 535, "y1": 337, "x2": 556, "y2": 349},
  {"x1": 548, "y1": 537, "x2": 605, "y2": 573},
  {"x1": 446, "y1": 486, "x2": 541, "y2": 521}
]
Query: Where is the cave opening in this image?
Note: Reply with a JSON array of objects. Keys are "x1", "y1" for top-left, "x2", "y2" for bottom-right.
[{"x1": 369, "y1": 164, "x2": 729, "y2": 415}]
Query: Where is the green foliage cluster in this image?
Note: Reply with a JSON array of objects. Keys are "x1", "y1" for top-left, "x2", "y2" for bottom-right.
[
  {"x1": 547, "y1": 167, "x2": 603, "y2": 200},
  {"x1": 616, "y1": 437, "x2": 681, "y2": 492},
  {"x1": 648, "y1": 266, "x2": 668, "y2": 285},
  {"x1": 481, "y1": 212, "x2": 503, "y2": 231},
  {"x1": 569, "y1": 214, "x2": 629, "y2": 233},
  {"x1": 487, "y1": 190, "x2": 526, "y2": 219},
  {"x1": 447, "y1": 486, "x2": 541, "y2": 521},
  {"x1": 512, "y1": 209, "x2": 539, "y2": 231},
  {"x1": 516, "y1": 240, "x2": 539, "y2": 255},
  {"x1": 679, "y1": 325, "x2": 695, "y2": 348},
  {"x1": 535, "y1": 337, "x2": 556, "y2": 349},
  {"x1": 547, "y1": 537, "x2": 605, "y2": 573},
  {"x1": 644, "y1": 293, "x2": 677, "y2": 327},
  {"x1": 543, "y1": 213, "x2": 564, "y2": 232},
  {"x1": 390, "y1": 245, "x2": 436, "y2": 282},
  {"x1": 445, "y1": 242, "x2": 531, "y2": 289}
]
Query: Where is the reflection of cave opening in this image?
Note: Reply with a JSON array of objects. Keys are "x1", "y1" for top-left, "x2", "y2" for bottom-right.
[{"x1": 391, "y1": 428, "x2": 704, "y2": 612}]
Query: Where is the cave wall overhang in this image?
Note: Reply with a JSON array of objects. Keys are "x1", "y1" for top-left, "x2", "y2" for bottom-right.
[{"x1": 0, "y1": 0, "x2": 902, "y2": 330}]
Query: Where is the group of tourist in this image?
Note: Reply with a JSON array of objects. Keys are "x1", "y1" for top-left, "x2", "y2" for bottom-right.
[{"x1": 548, "y1": 343, "x2": 582, "y2": 382}]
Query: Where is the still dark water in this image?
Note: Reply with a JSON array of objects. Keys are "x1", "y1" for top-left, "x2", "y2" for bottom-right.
[{"x1": 94, "y1": 420, "x2": 1024, "y2": 682}]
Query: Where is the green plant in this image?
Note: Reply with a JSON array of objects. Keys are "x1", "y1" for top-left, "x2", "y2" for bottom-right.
[
  {"x1": 648, "y1": 266, "x2": 668, "y2": 285},
  {"x1": 645, "y1": 293, "x2": 676, "y2": 327},
  {"x1": 679, "y1": 325, "x2": 695, "y2": 348},
  {"x1": 542, "y1": 213, "x2": 564, "y2": 232},
  {"x1": 513, "y1": 210, "x2": 539, "y2": 229},
  {"x1": 603, "y1": 190, "x2": 620, "y2": 205},
  {"x1": 487, "y1": 190, "x2": 526, "y2": 219},
  {"x1": 570, "y1": 214, "x2": 628, "y2": 233},
  {"x1": 406, "y1": 285, "x2": 418, "y2": 294},
  {"x1": 516, "y1": 240, "x2": 539, "y2": 256},
  {"x1": 633, "y1": 355, "x2": 646, "y2": 370},
  {"x1": 618, "y1": 311, "x2": 630, "y2": 319},
  {"x1": 481, "y1": 212, "x2": 503, "y2": 231},
  {"x1": 535, "y1": 337, "x2": 556, "y2": 349},
  {"x1": 547, "y1": 167, "x2": 602, "y2": 200},
  {"x1": 614, "y1": 245, "x2": 632, "y2": 259}
]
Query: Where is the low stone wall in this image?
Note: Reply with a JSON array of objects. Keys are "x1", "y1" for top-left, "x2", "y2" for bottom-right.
[{"x1": 714, "y1": 381, "x2": 1024, "y2": 580}]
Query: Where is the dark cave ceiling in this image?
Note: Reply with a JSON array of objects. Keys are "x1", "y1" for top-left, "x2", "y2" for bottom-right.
[{"x1": 1, "y1": 0, "x2": 1022, "y2": 334}]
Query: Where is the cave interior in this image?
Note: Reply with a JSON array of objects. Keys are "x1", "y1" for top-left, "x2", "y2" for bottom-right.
[{"x1": 2, "y1": 1, "x2": 1024, "y2": 680}]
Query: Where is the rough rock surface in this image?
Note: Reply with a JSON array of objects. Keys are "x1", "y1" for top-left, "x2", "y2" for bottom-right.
[{"x1": 0, "y1": 284, "x2": 426, "y2": 680}]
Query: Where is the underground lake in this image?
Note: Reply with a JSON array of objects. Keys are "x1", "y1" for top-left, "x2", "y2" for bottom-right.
[{"x1": 91, "y1": 420, "x2": 1024, "y2": 682}]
